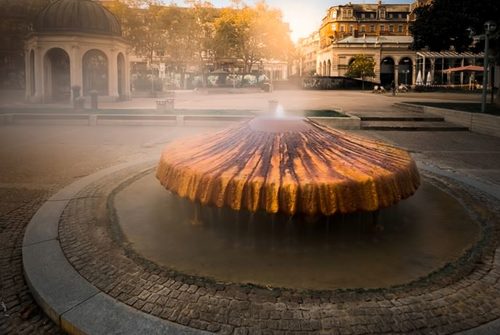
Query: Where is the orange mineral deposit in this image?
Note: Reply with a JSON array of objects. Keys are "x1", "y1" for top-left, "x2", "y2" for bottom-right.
[{"x1": 156, "y1": 117, "x2": 420, "y2": 216}]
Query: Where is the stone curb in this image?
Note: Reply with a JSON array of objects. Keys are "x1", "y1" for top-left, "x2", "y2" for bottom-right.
[
  {"x1": 395, "y1": 102, "x2": 500, "y2": 138},
  {"x1": 1, "y1": 113, "x2": 360, "y2": 130},
  {"x1": 22, "y1": 158, "x2": 210, "y2": 335}
]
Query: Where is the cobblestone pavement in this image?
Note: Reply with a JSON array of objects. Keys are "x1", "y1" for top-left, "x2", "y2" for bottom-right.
[
  {"x1": 1, "y1": 90, "x2": 500, "y2": 334},
  {"x1": 0, "y1": 188, "x2": 63, "y2": 334},
  {"x1": 57, "y1": 163, "x2": 500, "y2": 335},
  {"x1": 0, "y1": 125, "x2": 215, "y2": 334}
]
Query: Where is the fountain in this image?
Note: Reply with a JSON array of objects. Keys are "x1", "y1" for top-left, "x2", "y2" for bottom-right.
[
  {"x1": 156, "y1": 116, "x2": 420, "y2": 216},
  {"x1": 111, "y1": 108, "x2": 480, "y2": 290}
]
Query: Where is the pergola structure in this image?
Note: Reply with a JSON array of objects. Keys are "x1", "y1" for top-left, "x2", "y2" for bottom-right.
[
  {"x1": 415, "y1": 51, "x2": 484, "y2": 86},
  {"x1": 25, "y1": 0, "x2": 131, "y2": 103}
]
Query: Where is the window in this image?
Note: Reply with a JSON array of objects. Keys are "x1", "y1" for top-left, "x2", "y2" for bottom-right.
[
  {"x1": 389, "y1": 25, "x2": 394, "y2": 32},
  {"x1": 371, "y1": 13, "x2": 375, "y2": 18},
  {"x1": 349, "y1": 25, "x2": 354, "y2": 33},
  {"x1": 360, "y1": 25, "x2": 366, "y2": 33},
  {"x1": 361, "y1": 13, "x2": 365, "y2": 18},
  {"x1": 398, "y1": 25, "x2": 403, "y2": 33},
  {"x1": 370, "y1": 25, "x2": 375, "y2": 32},
  {"x1": 399, "y1": 13, "x2": 403, "y2": 19},
  {"x1": 340, "y1": 25, "x2": 345, "y2": 32},
  {"x1": 380, "y1": 25, "x2": 385, "y2": 32}
]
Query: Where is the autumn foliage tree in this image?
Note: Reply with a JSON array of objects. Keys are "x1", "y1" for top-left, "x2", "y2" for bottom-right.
[
  {"x1": 212, "y1": 1, "x2": 292, "y2": 74},
  {"x1": 105, "y1": 0, "x2": 292, "y2": 86}
]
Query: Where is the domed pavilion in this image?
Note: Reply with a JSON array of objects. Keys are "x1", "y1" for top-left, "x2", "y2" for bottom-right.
[{"x1": 25, "y1": 0, "x2": 131, "y2": 103}]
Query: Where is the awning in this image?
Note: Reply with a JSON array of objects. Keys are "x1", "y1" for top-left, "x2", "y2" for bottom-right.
[
  {"x1": 443, "y1": 65, "x2": 484, "y2": 73},
  {"x1": 416, "y1": 51, "x2": 484, "y2": 59}
]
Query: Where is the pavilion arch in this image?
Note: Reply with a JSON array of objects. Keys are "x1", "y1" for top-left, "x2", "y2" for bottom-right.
[
  {"x1": 83, "y1": 49, "x2": 109, "y2": 96},
  {"x1": 43, "y1": 47, "x2": 71, "y2": 102},
  {"x1": 380, "y1": 56, "x2": 395, "y2": 86},
  {"x1": 323, "y1": 61, "x2": 327, "y2": 76},
  {"x1": 327, "y1": 59, "x2": 331, "y2": 76}
]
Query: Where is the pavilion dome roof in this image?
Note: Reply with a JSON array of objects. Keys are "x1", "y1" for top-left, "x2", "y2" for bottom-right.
[{"x1": 34, "y1": 0, "x2": 121, "y2": 37}]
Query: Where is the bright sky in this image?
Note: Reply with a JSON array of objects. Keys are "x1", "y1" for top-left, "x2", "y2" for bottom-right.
[{"x1": 177, "y1": 0, "x2": 414, "y2": 42}]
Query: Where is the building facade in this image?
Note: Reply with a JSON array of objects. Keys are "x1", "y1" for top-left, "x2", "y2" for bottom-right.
[
  {"x1": 294, "y1": 32, "x2": 320, "y2": 77},
  {"x1": 315, "y1": 0, "x2": 424, "y2": 86}
]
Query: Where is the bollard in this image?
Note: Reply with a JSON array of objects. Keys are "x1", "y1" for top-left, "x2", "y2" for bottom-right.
[{"x1": 89, "y1": 90, "x2": 98, "y2": 111}]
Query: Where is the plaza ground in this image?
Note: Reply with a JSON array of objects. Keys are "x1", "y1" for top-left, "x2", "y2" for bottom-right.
[{"x1": 1, "y1": 90, "x2": 499, "y2": 334}]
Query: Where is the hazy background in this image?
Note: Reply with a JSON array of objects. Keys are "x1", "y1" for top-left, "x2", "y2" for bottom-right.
[{"x1": 171, "y1": 0, "x2": 415, "y2": 41}]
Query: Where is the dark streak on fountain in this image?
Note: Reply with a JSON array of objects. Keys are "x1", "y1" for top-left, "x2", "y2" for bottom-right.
[{"x1": 156, "y1": 116, "x2": 420, "y2": 216}]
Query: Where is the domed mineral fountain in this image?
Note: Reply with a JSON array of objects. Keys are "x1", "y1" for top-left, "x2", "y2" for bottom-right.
[
  {"x1": 112, "y1": 116, "x2": 480, "y2": 290},
  {"x1": 156, "y1": 116, "x2": 420, "y2": 216}
]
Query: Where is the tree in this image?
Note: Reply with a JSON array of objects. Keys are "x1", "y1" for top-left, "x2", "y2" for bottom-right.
[
  {"x1": 0, "y1": 0, "x2": 56, "y2": 89},
  {"x1": 345, "y1": 55, "x2": 375, "y2": 89},
  {"x1": 212, "y1": 1, "x2": 292, "y2": 74},
  {"x1": 410, "y1": 0, "x2": 500, "y2": 106}
]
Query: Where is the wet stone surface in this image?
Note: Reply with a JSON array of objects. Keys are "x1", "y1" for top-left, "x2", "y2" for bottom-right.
[{"x1": 58, "y1": 164, "x2": 500, "y2": 335}]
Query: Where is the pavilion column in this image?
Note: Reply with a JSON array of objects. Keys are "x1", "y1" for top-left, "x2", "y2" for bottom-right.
[
  {"x1": 422, "y1": 56, "x2": 426, "y2": 84},
  {"x1": 108, "y1": 49, "x2": 118, "y2": 99},
  {"x1": 70, "y1": 45, "x2": 82, "y2": 100},
  {"x1": 430, "y1": 59, "x2": 435, "y2": 85},
  {"x1": 124, "y1": 51, "x2": 131, "y2": 99},
  {"x1": 34, "y1": 47, "x2": 45, "y2": 103},
  {"x1": 25, "y1": 49, "x2": 31, "y2": 101}
]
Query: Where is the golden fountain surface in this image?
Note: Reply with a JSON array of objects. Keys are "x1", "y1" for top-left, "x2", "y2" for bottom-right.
[{"x1": 156, "y1": 117, "x2": 420, "y2": 216}]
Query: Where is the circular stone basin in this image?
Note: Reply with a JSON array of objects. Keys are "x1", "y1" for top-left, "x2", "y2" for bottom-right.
[
  {"x1": 156, "y1": 118, "x2": 420, "y2": 216},
  {"x1": 114, "y1": 172, "x2": 480, "y2": 290}
]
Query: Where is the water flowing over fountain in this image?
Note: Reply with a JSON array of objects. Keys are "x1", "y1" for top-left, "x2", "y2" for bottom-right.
[{"x1": 156, "y1": 115, "x2": 420, "y2": 216}]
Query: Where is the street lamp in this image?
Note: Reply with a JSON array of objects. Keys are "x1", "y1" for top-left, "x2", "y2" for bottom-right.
[{"x1": 481, "y1": 21, "x2": 497, "y2": 113}]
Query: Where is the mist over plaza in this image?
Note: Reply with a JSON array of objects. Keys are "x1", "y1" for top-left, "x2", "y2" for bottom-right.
[{"x1": 0, "y1": 0, "x2": 500, "y2": 335}]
